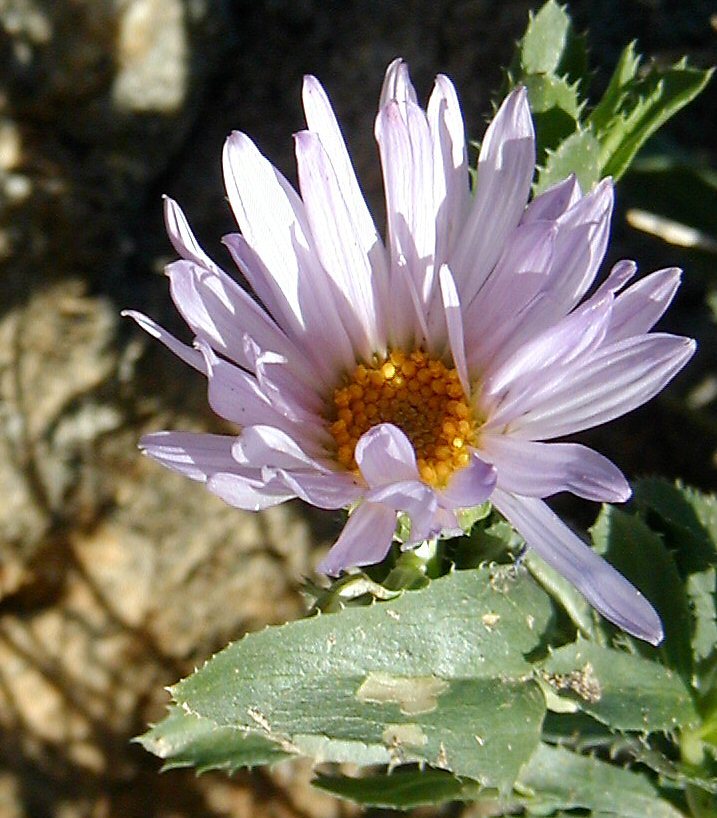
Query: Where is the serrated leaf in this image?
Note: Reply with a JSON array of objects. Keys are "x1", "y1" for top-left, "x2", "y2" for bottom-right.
[
  {"x1": 451, "y1": 512, "x2": 523, "y2": 569},
  {"x1": 540, "y1": 641, "x2": 698, "y2": 731},
  {"x1": 588, "y1": 42, "x2": 642, "y2": 135},
  {"x1": 516, "y1": 743, "x2": 685, "y2": 818},
  {"x1": 313, "y1": 767, "x2": 479, "y2": 809},
  {"x1": 590, "y1": 505, "x2": 692, "y2": 680},
  {"x1": 591, "y1": 55, "x2": 713, "y2": 181},
  {"x1": 519, "y1": 1, "x2": 573, "y2": 76},
  {"x1": 544, "y1": 712, "x2": 717, "y2": 794},
  {"x1": 542, "y1": 710, "x2": 621, "y2": 749},
  {"x1": 457, "y1": 502, "x2": 491, "y2": 532},
  {"x1": 166, "y1": 568, "x2": 553, "y2": 789},
  {"x1": 535, "y1": 128, "x2": 601, "y2": 194},
  {"x1": 632, "y1": 483, "x2": 717, "y2": 689},
  {"x1": 633, "y1": 479, "x2": 717, "y2": 574},
  {"x1": 624, "y1": 738, "x2": 717, "y2": 795},
  {"x1": 525, "y1": 550, "x2": 596, "y2": 641},
  {"x1": 685, "y1": 786, "x2": 717, "y2": 818},
  {"x1": 137, "y1": 706, "x2": 290, "y2": 773},
  {"x1": 687, "y1": 568, "x2": 717, "y2": 683},
  {"x1": 315, "y1": 742, "x2": 692, "y2": 814},
  {"x1": 523, "y1": 73, "x2": 582, "y2": 161}
]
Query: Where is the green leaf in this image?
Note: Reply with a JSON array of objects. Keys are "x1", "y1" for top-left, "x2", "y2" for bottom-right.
[
  {"x1": 136, "y1": 706, "x2": 290, "y2": 773},
  {"x1": 166, "y1": 567, "x2": 553, "y2": 789},
  {"x1": 519, "y1": 1, "x2": 572, "y2": 74},
  {"x1": 687, "y1": 568, "x2": 717, "y2": 683},
  {"x1": 625, "y1": 739, "x2": 717, "y2": 795},
  {"x1": 307, "y1": 572, "x2": 400, "y2": 613},
  {"x1": 315, "y1": 742, "x2": 694, "y2": 813},
  {"x1": 314, "y1": 767, "x2": 479, "y2": 809},
  {"x1": 535, "y1": 128, "x2": 601, "y2": 194},
  {"x1": 686, "y1": 785, "x2": 717, "y2": 818},
  {"x1": 590, "y1": 505, "x2": 693, "y2": 680},
  {"x1": 633, "y1": 479, "x2": 717, "y2": 574},
  {"x1": 632, "y1": 481, "x2": 717, "y2": 694},
  {"x1": 540, "y1": 640, "x2": 698, "y2": 731},
  {"x1": 544, "y1": 711, "x2": 717, "y2": 794},
  {"x1": 515, "y1": 743, "x2": 685, "y2": 818},
  {"x1": 456, "y1": 502, "x2": 491, "y2": 533},
  {"x1": 450, "y1": 511, "x2": 523, "y2": 569},
  {"x1": 525, "y1": 550, "x2": 596, "y2": 641},
  {"x1": 588, "y1": 42, "x2": 642, "y2": 136},
  {"x1": 523, "y1": 73, "x2": 583, "y2": 161},
  {"x1": 590, "y1": 54, "x2": 713, "y2": 181}
]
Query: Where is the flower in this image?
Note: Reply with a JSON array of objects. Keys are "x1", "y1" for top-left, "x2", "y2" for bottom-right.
[{"x1": 124, "y1": 59, "x2": 695, "y2": 645}]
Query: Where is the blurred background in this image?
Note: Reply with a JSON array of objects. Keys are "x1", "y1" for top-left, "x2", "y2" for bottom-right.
[{"x1": 0, "y1": 1, "x2": 715, "y2": 816}]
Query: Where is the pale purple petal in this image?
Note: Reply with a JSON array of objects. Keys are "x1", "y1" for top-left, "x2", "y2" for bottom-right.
[
  {"x1": 365, "y1": 480, "x2": 460, "y2": 544},
  {"x1": 427, "y1": 74, "x2": 470, "y2": 268},
  {"x1": 367, "y1": 479, "x2": 436, "y2": 517},
  {"x1": 608, "y1": 267, "x2": 682, "y2": 342},
  {"x1": 121, "y1": 310, "x2": 206, "y2": 373},
  {"x1": 375, "y1": 99, "x2": 436, "y2": 322},
  {"x1": 165, "y1": 259, "x2": 303, "y2": 374},
  {"x1": 294, "y1": 129, "x2": 384, "y2": 357},
  {"x1": 207, "y1": 471, "x2": 296, "y2": 511},
  {"x1": 223, "y1": 131, "x2": 307, "y2": 335},
  {"x1": 197, "y1": 341, "x2": 293, "y2": 431},
  {"x1": 279, "y1": 469, "x2": 363, "y2": 510},
  {"x1": 544, "y1": 178, "x2": 614, "y2": 316},
  {"x1": 318, "y1": 501, "x2": 397, "y2": 575},
  {"x1": 243, "y1": 336, "x2": 324, "y2": 420},
  {"x1": 355, "y1": 423, "x2": 420, "y2": 488},
  {"x1": 222, "y1": 131, "x2": 356, "y2": 376},
  {"x1": 232, "y1": 425, "x2": 331, "y2": 472},
  {"x1": 492, "y1": 489, "x2": 663, "y2": 644},
  {"x1": 438, "y1": 265, "x2": 470, "y2": 395},
  {"x1": 439, "y1": 452, "x2": 497, "y2": 508},
  {"x1": 588, "y1": 259, "x2": 637, "y2": 300},
  {"x1": 409, "y1": 506, "x2": 462, "y2": 544},
  {"x1": 163, "y1": 196, "x2": 222, "y2": 272},
  {"x1": 506, "y1": 183, "x2": 615, "y2": 338},
  {"x1": 451, "y1": 87, "x2": 535, "y2": 303},
  {"x1": 140, "y1": 431, "x2": 238, "y2": 482},
  {"x1": 521, "y1": 174, "x2": 581, "y2": 224},
  {"x1": 222, "y1": 232, "x2": 288, "y2": 331},
  {"x1": 301, "y1": 74, "x2": 388, "y2": 287},
  {"x1": 482, "y1": 436, "x2": 630, "y2": 502},
  {"x1": 483, "y1": 293, "x2": 613, "y2": 398},
  {"x1": 379, "y1": 58, "x2": 418, "y2": 108},
  {"x1": 463, "y1": 220, "x2": 556, "y2": 370},
  {"x1": 491, "y1": 334, "x2": 696, "y2": 439},
  {"x1": 486, "y1": 259, "x2": 635, "y2": 378}
]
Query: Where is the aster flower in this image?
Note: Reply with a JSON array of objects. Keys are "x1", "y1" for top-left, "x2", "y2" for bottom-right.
[{"x1": 124, "y1": 59, "x2": 695, "y2": 646}]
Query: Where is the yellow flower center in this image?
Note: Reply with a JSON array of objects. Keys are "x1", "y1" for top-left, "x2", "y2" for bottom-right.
[{"x1": 328, "y1": 349, "x2": 479, "y2": 488}]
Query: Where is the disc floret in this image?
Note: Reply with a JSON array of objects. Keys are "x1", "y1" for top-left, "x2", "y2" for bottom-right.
[{"x1": 329, "y1": 350, "x2": 479, "y2": 487}]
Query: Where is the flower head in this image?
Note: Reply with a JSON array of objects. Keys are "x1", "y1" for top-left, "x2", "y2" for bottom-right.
[{"x1": 125, "y1": 59, "x2": 695, "y2": 645}]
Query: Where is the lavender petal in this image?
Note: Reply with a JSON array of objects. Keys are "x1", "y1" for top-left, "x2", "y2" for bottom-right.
[
  {"x1": 318, "y1": 501, "x2": 397, "y2": 576},
  {"x1": 492, "y1": 489, "x2": 663, "y2": 645},
  {"x1": 482, "y1": 436, "x2": 631, "y2": 502}
]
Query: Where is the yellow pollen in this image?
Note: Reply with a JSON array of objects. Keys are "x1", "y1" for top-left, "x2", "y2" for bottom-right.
[{"x1": 328, "y1": 350, "x2": 479, "y2": 488}]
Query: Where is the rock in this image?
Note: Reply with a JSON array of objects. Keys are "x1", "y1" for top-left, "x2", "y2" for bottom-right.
[{"x1": 112, "y1": 0, "x2": 188, "y2": 115}]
